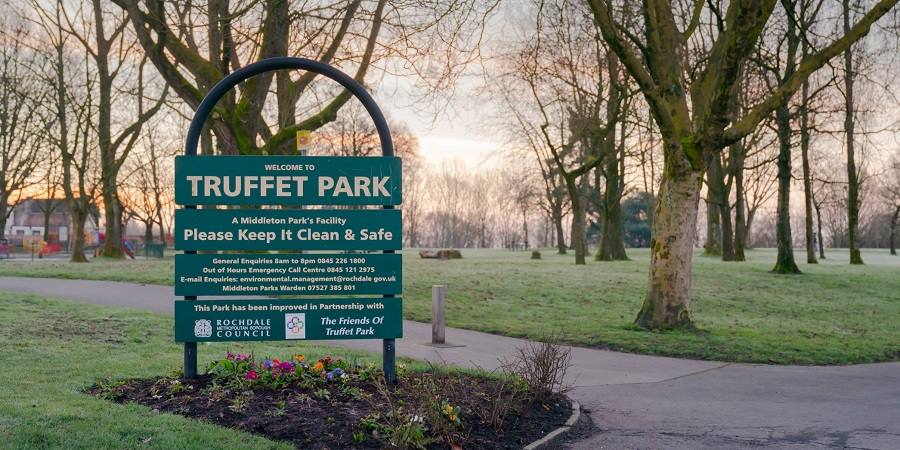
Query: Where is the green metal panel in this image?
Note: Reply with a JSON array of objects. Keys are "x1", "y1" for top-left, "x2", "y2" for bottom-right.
[
  {"x1": 174, "y1": 209, "x2": 401, "y2": 251},
  {"x1": 174, "y1": 253, "x2": 402, "y2": 296},
  {"x1": 175, "y1": 156, "x2": 401, "y2": 206},
  {"x1": 174, "y1": 298, "x2": 403, "y2": 342}
]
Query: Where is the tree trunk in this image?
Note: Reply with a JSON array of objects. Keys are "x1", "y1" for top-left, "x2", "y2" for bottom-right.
[
  {"x1": 43, "y1": 204, "x2": 53, "y2": 242},
  {"x1": 635, "y1": 169, "x2": 700, "y2": 329},
  {"x1": 733, "y1": 144, "x2": 747, "y2": 261},
  {"x1": 890, "y1": 205, "x2": 898, "y2": 256},
  {"x1": 570, "y1": 199, "x2": 587, "y2": 264},
  {"x1": 706, "y1": 153, "x2": 735, "y2": 260},
  {"x1": 101, "y1": 188, "x2": 125, "y2": 258},
  {"x1": 773, "y1": 105, "x2": 801, "y2": 274},
  {"x1": 814, "y1": 199, "x2": 826, "y2": 259},
  {"x1": 597, "y1": 55, "x2": 627, "y2": 261},
  {"x1": 156, "y1": 211, "x2": 166, "y2": 244},
  {"x1": 718, "y1": 199, "x2": 734, "y2": 261},
  {"x1": 843, "y1": 0, "x2": 863, "y2": 265},
  {"x1": 521, "y1": 207, "x2": 529, "y2": 249},
  {"x1": 0, "y1": 201, "x2": 7, "y2": 240},
  {"x1": 69, "y1": 207, "x2": 89, "y2": 263},
  {"x1": 144, "y1": 220, "x2": 154, "y2": 243},
  {"x1": 703, "y1": 187, "x2": 722, "y2": 256},
  {"x1": 800, "y1": 86, "x2": 817, "y2": 264},
  {"x1": 553, "y1": 203, "x2": 566, "y2": 254},
  {"x1": 598, "y1": 192, "x2": 627, "y2": 260},
  {"x1": 597, "y1": 133, "x2": 627, "y2": 261},
  {"x1": 566, "y1": 176, "x2": 587, "y2": 265}
]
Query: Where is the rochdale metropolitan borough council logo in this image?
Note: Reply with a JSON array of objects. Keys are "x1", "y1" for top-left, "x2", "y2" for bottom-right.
[
  {"x1": 285, "y1": 313, "x2": 306, "y2": 340},
  {"x1": 194, "y1": 319, "x2": 213, "y2": 338}
]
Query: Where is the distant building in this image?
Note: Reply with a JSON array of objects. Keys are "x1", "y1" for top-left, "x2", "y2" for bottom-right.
[{"x1": 3, "y1": 198, "x2": 101, "y2": 248}]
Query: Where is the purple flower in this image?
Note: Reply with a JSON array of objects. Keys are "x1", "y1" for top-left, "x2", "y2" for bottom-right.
[
  {"x1": 263, "y1": 359, "x2": 273, "y2": 370},
  {"x1": 326, "y1": 368, "x2": 344, "y2": 381}
]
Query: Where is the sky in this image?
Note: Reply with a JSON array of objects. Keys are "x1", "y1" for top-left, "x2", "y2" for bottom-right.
[{"x1": 373, "y1": 71, "x2": 501, "y2": 168}]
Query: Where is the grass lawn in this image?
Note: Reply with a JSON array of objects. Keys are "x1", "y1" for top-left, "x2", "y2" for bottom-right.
[
  {"x1": 1, "y1": 248, "x2": 898, "y2": 364},
  {"x1": 0, "y1": 292, "x2": 392, "y2": 449}
]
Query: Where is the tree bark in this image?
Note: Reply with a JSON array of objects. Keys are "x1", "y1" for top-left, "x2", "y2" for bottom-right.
[
  {"x1": 889, "y1": 205, "x2": 898, "y2": 255},
  {"x1": 597, "y1": 56, "x2": 627, "y2": 261},
  {"x1": 43, "y1": 203, "x2": 53, "y2": 242},
  {"x1": 69, "y1": 208, "x2": 89, "y2": 263},
  {"x1": 733, "y1": 145, "x2": 747, "y2": 261},
  {"x1": 799, "y1": 79, "x2": 817, "y2": 264},
  {"x1": 553, "y1": 202, "x2": 566, "y2": 254},
  {"x1": 773, "y1": 105, "x2": 801, "y2": 274},
  {"x1": 144, "y1": 220, "x2": 154, "y2": 243},
  {"x1": 597, "y1": 135, "x2": 627, "y2": 261},
  {"x1": 0, "y1": 201, "x2": 7, "y2": 240},
  {"x1": 566, "y1": 176, "x2": 587, "y2": 265},
  {"x1": 843, "y1": 0, "x2": 864, "y2": 265},
  {"x1": 521, "y1": 206, "x2": 530, "y2": 249},
  {"x1": 706, "y1": 153, "x2": 735, "y2": 260},
  {"x1": 703, "y1": 186, "x2": 722, "y2": 256},
  {"x1": 635, "y1": 169, "x2": 700, "y2": 329},
  {"x1": 814, "y1": 198, "x2": 826, "y2": 259}
]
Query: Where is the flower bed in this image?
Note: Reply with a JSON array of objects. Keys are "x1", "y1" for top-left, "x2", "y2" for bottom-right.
[{"x1": 88, "y1": 352, "x2": 571, "y2": 449}]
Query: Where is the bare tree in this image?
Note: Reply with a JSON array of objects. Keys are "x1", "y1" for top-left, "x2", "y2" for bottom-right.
[
  {"x1": 843, "y1": 0, "x2": 865, "y2": 264},
  {"x1": 111, "y1": 0, "x2": 491, "y2": 154},
  {"x1": 586, "y1": 0, "x2": 897, "y2": 328},
  {"x1": 0, "y1": 21, "x2": 46, "y2": 239},
  {"x1": 33, "y1": 0, "x2": 103, "y2": 263},
  {"x1": 497, "y1": 0, "x2": 623, "y2": 264}
]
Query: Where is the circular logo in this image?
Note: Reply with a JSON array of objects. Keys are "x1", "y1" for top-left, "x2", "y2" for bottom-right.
[
  {"x1": 194, "y1": 319, "x2": 213, "y2": 338},
  {"x1": 286, "y1": 316, "x2": 304, "y2": 334}
]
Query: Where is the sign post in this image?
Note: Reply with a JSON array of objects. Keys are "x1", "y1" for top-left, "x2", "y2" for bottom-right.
[{"x1": 178, "y1": 57, "x2": 400, "y2": 383}]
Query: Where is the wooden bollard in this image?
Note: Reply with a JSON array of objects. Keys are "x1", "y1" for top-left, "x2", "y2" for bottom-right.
[{"x1": 432, "y1": 285, "x2": 446, "y2": 344}]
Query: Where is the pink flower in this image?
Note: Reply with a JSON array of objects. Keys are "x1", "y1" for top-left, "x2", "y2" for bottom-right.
[{"x1": 245, "y1": 370, "x2": 258, "y2": 380}]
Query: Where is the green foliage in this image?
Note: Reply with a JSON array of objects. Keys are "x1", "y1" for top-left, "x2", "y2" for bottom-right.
[{"x1": 622, "y1": 192, "x2": 654, "y2": 247}]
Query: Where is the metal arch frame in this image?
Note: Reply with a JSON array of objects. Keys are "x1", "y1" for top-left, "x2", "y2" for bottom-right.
[
  {"x1": 181, "y1": 56, "x2": 397, "y2": 383},
  {"x1": 184, "y1": 56, "x2": 393, "y2": 157}
]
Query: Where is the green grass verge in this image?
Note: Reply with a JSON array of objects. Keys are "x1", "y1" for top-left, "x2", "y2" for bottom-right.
[
  {"x1": 1, "y1": 248, "x2": 898, "y2": 364},
  {"x1": 0, "y1": 292, "x2": 396, "y2": 450}
]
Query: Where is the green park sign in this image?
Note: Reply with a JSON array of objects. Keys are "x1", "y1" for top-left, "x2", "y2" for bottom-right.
[
  {"x1": 174, "y1": 209, "x2": 401, "y2": 251},
  {"x1": 174, "y1": 253, "x2": 402, "y2": 296},
  {"x1": 174, "y1": 298, "x2": 402, "y2": 342},
  {"x1": 175, "y1": 155, "x2": 402, "y2": 206},
  {"x1": 175, "y1": 56, "x2": 402, "y2": 382}
]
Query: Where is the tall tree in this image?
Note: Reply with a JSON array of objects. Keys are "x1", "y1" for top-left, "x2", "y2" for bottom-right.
[
  {"x1": 843, "y1": 0, "x2": 864, "y2": 264},
  {"x1": 796, "y1": 0, "x2": 828, "y2": 264},
  {"x1": 49, "y1": 1, "x2": 167, "y2": 258},
  {"x1": 498, "y1": 0, "x2": 623, "y2": 264},
  {"x1": 0, "y1": 23, "x2": 45, "y2": 239},
  {"x1": 596, "y1": 54, "x2": 629, "y2": 261},
  {"x1": 587, "y1": 0, "x2": 898, "y2": 328},
  {"x1": 33, "y1": 0, "x2": 102, "y2": 262}
]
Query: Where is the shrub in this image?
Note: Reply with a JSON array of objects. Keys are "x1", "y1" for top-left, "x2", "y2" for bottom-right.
[{"x1": 503, "y1": 336, "x2": 572, "y2": 403}]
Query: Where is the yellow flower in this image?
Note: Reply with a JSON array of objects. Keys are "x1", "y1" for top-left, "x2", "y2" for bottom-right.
[
  {"x1": 450, "y1": 414, "x2": 457, "y2": 422},
  {"x1": 293, "y1": 354, "x2": 305, "y2": 362}
]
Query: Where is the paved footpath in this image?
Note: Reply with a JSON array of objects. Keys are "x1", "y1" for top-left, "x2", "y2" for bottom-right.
[{"x1": 2, "y1": 276, "x2": 898, "y2": 449}]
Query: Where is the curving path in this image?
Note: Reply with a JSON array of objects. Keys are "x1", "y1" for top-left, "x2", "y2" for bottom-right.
[{"x1": 1, "y1": 276, "x2": 898, "y2": 449}]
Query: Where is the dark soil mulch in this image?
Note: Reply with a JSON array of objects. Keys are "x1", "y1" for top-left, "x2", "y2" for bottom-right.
[{"x1": 87, "y1": 371, "x2": 571, "y2": 449}]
